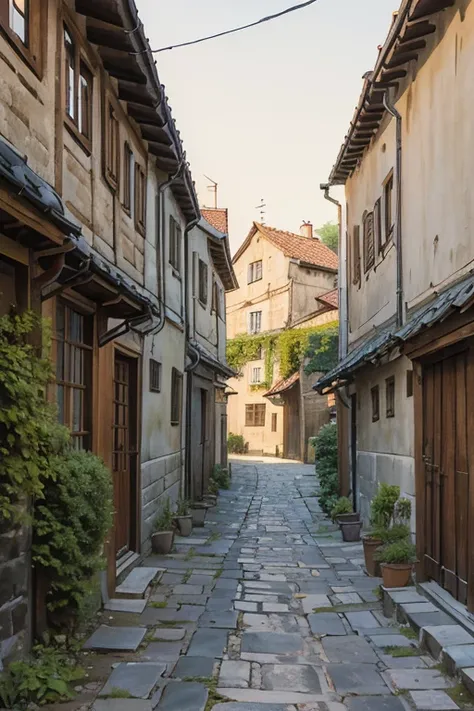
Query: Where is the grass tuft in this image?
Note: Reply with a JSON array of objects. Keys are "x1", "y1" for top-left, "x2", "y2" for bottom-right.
[
  {"x1": 384, "y1": 645, "x2": 420, "y2": 658},
  {"x1": 150, "y1": 600, "x2": 167, "y2": 608},
  {"x1": 399, "y1": 626, "x2": 418, "y2": 640},
  {"x1": 107, "y1": 688, "x2": 132, "y2": 699},
  {"x1": 446, "y1": 683, "x2": 474, "y2": 709}
]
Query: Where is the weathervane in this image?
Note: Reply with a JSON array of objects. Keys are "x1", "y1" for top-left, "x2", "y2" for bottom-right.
[{"x1": 255, "y1": 198, "x2": 266, "y2": 224}]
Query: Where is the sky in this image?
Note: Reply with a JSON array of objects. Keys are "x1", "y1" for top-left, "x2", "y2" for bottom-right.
[{"x1": 135, "y1": 0, "x2": 397, "y2": 252}]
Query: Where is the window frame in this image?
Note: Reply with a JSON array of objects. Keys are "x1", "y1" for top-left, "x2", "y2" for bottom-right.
[
  {"x1": 271, "y1": 412, "x2": 278, "y2": 432},
  {"x1": 211, "y1": 278, "x2": 220, "y2": 316},
  {"x1": 363, "y1": 210, "x2": 375, "y2": 273},
  {"x1": 383, "y1": 170, "x2": 394, "y2": 246},
  {"x1": 406, "y1": 370, "x2": 414, "y2": 398},
  {"x1": 63, "y1": 23, "x2": 94, "y2": 153},
  {"x1": 198, "y1": 258, "x2": 208, "y2": 305},
  {"x1": 170, "y1": 368, "x2": 183, "y2": 426},
  {"x1": 169, "y1": 215, "x2": 182, "y2": 273},
  {"x1": 248, "y1": 310, "x2": 262, "y2": 334},
  {"x1": 149, "y1": 359, "x2": 161, "y2": 393},
  {"x1": 0, "y1": 0, "x2": 44, "y2": 77},
  {"x1": 248, "y1": 259, "x2": 263, "y2": 284},
  {"x1": 371, "y1": 385, "x2": 380, "y2": 422},
  {"x1": 134, "y1": 162, "x2": 146, "y2": 235},
  {"x1": 245, "y1": 403, "x2": 266, "y2": 427},
  {"x1": 385, "y1": 376, "x2": 395, "y2": 418},
  {"x1": 352, "y1": 225, "x2": 361, "y2": 286},
  {"x1": 250, "y1": 366, "x2": 262, "y2": 385},
  {"x1": 104, "y1": 101, "x2": 120, "y2": 191},
  {"x1": 122, "y1": 141, "x2": 133, "y2": 213},
  {"x1": 374, "y1": 198, "x2": 382, "y2": 253}
]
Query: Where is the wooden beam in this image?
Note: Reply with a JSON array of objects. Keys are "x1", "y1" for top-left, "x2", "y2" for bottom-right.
[
  {"x1": 127, "y1": 103, "x2": 166, "y2": 129},
  {"x1": 401, "y1": 21, "x2": 436, "y2": 42},
  {"x1": 99, "y1": 48, "x2": 147, "y2": 84},
  {"x1": 118, "y1": 80, "x2": 156, "y2": 107},
  {"x1": 410, "y1": 0, "x2": 455, "y2": 22},
  {"x1": 75, "y1": 0, "x2": 124, "y2": 27},
  {"x1": 86, "y1": 20, "x2": 134, "y2": 52},
  {"x1": 413, "y1": 360, "x2": 426, "y2": 583},
  {"x1": 386, "y1": 52, "x2": 419, "y2": 69}
]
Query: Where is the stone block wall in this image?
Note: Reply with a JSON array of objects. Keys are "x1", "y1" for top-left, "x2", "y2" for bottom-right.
[
  {"x1": 0, "y1": 525, "x2": 31, "y2": 670},
  {"x1": 141, "y1": 451, "x2": 182, "y2": 550}
]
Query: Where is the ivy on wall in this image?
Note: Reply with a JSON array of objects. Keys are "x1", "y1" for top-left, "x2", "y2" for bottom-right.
[{"x1": 226, "y1": 320, "x2": 339, "y2": 387}]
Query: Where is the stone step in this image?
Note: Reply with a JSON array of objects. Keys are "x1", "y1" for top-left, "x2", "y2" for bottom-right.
[
  {"x1": 115, "y1": 566, "x2": 164, "y2": 599},
  {"x1": 117, "y1": 551, "x2": 141, "y2": 581}
]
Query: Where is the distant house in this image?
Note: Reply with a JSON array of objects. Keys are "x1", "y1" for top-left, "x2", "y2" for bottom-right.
[{"x1": 227, "y1": 221, "x2": 338, "y2": 461}]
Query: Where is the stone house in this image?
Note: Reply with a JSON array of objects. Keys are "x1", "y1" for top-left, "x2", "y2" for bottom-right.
[
  {"x1": 0, "y1": 0, "x2": 236, "y2": 667},
  {"x1": 227, "y1": 221, "x2": 338, "y2": 461},
  {"x1": 317, "y1": 0, "x2": 474, "y2": 612}
]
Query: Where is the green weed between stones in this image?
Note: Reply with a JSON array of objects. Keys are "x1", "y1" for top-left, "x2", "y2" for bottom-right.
[
  {"x1": 185, "y1": 547, "x2": 196, "y2": 561},
  {"x1": 107, "y1": 688, "x2": 132, "y2": 699},
  {"x1": 400, "y1": 626, "x2": 418, "y2": 640},
  {"x1": 213, "y1": 568, "x2": 223, "y2": 580},
  {"x1": 150, "y1": 601, "x2": 167, "y2": 608},
  {"x1": 183, "y1": 569, "x2": 192, "y2": 583},
  {"x1": 384, "y1": 645, "x2": 420, "y2": 658},
  {"x1": 447, "y1": 683, "x2": 474, "y2": 709},
  {"x1": 182, "y1": 676, "x2": 225, "y2": 711},
  {"x1": 208, "y1": 531, "x2": 221, "y2": 543}
]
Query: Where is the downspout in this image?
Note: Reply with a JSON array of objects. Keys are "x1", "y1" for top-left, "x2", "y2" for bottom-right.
[
  {"x1": 383, "y1": 90, "x2": 404, "y2": 327},
  {"x1": 321, "y1": 184, "x2": 347, "y2": 357}
]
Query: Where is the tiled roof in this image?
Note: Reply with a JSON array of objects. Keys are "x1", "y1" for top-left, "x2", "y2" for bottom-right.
[
  {"x1": 264, "y1": 371, "x2": 300, "y2": 398},
  {"x1": 201, "y1": 208, "x2": 228, "y2": 234},
  {"x1": 316, "y1": 288, "x2": 339, "y2": 310},
  {"x1": 255, "y1": 223, "x2": 338, "y2": 271}
]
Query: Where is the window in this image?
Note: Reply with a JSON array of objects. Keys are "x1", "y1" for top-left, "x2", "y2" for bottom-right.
[
  {"x1": 371, "y1": 385, "x2": 380, "y2": 422},
  {"x1": 169, "y1": 216, "x2": 181, "y2": 272},
  {"x1": 149, "y1": 359, "x2": 161, "y2": 393},
  {"x1": 123, "y1": 142, "x2": 133, "y2": 212},
  {"x1": 386, "y1": 376, "x2": 395, "y2": 418},
  {"x1": 254, "y1": 346, "x2": 263, "y2": 360},
  {"x1": 64, "y1": 26, "x2": 93, "y2": 144},
  {"x1": 198, "y1": 259, "x2": 208, "y2": 305},
  {"x1": 0, "y1": 0, "x2": 45, "y2": 73},
  {"x1": 105, "y1": 103, "x2": 119, "y2": 188},
  {"x1": 374, "y1": 198, "x2": 382, "y2": 252},
  {"x1": 248, "y1": 310, "x2": 262, "y2": 334},
  {"x1": 384, "y1": 171, "x2": 394, "y2": 243},
  {"x1": 134, "y1": 163, "x2": 146, "y2": 233},
  {"x1": 245, "y1": 403, "x2": 266, "y2": 427},
  {"x1": 171, "y1": 368, "x2": 182, "y2": 425},
  {"x1": 55, "y1": 301, "x2": 93, "y2": 450},
  {"x1": 271, "y1": 413, "x2": 278, "y2": 432},
  {"x1": 363, "y1": 211, "x2": 375, "y2": 272},
  {"x1": 211, "y1": 279, "x2": 220, "y2": 316},
  {"x1": 250, "y1": 367, "x2": 262, "y2": 384},
  {"x1": 8, "y1": 0, "x2": 27, "y2": 45},
  {"x1": 248, "y1": 260, "x2": 263, "y2": 284},
  {"x1": 406, "y1": 370, "x2": 413, "y2": 398},
  {"x1": 352, "y1": 225, "x2": 361, "y2": 286}
]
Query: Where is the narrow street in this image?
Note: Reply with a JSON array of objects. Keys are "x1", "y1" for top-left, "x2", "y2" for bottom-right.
[{"x1": 82, "y1": 459, "x2": 462, "y2": 711}]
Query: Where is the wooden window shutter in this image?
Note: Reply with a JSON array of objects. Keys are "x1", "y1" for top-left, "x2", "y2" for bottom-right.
[
  {"x1": 364, "y1": 211, "x2": 375, "y2": 272},
  {"x1": 352, "y1": 225, "x2": 361, "y2": 286}
]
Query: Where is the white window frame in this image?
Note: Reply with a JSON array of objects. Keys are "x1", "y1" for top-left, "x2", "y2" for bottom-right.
[{"x1": 248, "y1": 310, "x2": 262, "y2": 334}]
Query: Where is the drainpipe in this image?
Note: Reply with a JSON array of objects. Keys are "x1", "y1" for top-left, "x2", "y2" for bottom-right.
[
  {"x1": 320, "y1": 184, "x2": 347, "y2": 357},
  {"x1": 383, "y1": 90, "x2": 404, "y2": 327}
]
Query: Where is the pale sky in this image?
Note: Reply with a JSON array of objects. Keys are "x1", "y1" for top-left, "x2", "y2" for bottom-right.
[{"x1": 135, "y1": 0, "x2": 396, "y2": 252}]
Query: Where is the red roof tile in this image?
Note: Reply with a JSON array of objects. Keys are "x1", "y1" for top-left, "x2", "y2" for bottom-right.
[
  {"x1": 255, "y1": 223, "x2": 338, "y2": 271},
  {"x1": 201, "y1": 208, "x2": 228, "y2": 234},
  {"x1": 316, "y1": 288, "x2": 339, "y2": 310},
  {"x1": 264, "y1": 371, "x2": 300, "y2": 398}
]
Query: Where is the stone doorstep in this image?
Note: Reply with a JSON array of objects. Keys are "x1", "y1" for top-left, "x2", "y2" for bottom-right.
[{"x1": 115, "y1": 567, "x2": 165, "y2": 599}]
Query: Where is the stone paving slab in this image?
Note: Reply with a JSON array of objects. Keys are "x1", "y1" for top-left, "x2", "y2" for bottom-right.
[
  {"x1": 171, "y1": 656, "x2": 217, "y2": 679},
  {"x1": 93, "y1": 701, "x2": 153, "y2": 711},
  {"x1": 219, "y1": 661, "x2": 251, "y2": 688},
  {"x1": 84, "y1": 625, "x2": 146, "y2": 651},
  {"x1": 421, "y1": 625, "x2": 473, "y2": 660},
  {"x1": 140, "y1": 642, "x2": 183, "y2": 662},
  {"x1": 307, "y1": 613, "x2": 346, "y2": 636},
  {"x1": 443, "y1": 643, "x2": 474, "y2": 673},
  {"x1": 261, "y1": 664, "x2": 322, "y2": 692},
  {"x1": 217, "y1": 689, "x2": 332, "y2": 704},
  {"x1": 153, "y1": 628, "x2": 186, "y2": 641},
  {"x1": 212, "y1": 705, "x2": 294, "y2": 711},
  {"x1": 345, "y1": 697, "x2": 407, "y2": 711},
  {"x1": 322, "y1": 635, "x2": 378, "y2": 663},
  {"x1": 409, "y1": 690, "x2": 460, "y2": 710},
  {"x1": 99, "y1": 663, "x2": 165, "y2": 699},
  {"x1": 104, "y1": 599, "x2": 147, "y2": 614},
  {"x1": 116, "y1": 568, "x2": 164, "y2": 598},
  {"x1": 241, "y1": 632, "x2": 304, "y2": 655},
  {"x1": 157, "y1": 681, "x2": 208, "y2": 711},
  {"x1": 326, "y1": 664, "x2": 389, "y2": 695},
  {"x1": 385, "y1": 668, "x2": 452, "y2": 690},
  {"x1": 199, "y1": 610, "x2": 239, "y2": 628},
  {"x1": 369, "y1": 633, "x2": 417, "y2": 649},
  {"x1": 187, "y1": 628, "x2": 228, "y2": 657}
]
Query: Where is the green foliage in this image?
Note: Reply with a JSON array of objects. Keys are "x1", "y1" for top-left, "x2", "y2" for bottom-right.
[
  {"x1": 33, "y1": 449, "x2": 113, "y2": 619},
  {"x1": 227, "y1": 433, "x2": 246, "y2": 454},
  {"x1": 370, "y1": 483, "x2": 400, "y2": 529},
  {"x1": 210, "y1": 464, "x2": 230, "y2": 492},
  {"x1": 315, "y1": 221, "x2": 339, "y2": 254},
  {"x1": 226, "y1": 333, "x2": 273, "y2": 386},
  {"x1": 0, "y1": 643, "x2": 84, "y2": 708},
  {"x1": 375, "y1": 523, "x2": 411, "y2": 545},
  {"x1": 314, "y1": 424, "x2": 339, "y2": 515},
  {"x1": 304, "y1": 323, "x2": 339, "y2": 374},
  {"x1": 155, "y1": 497, "x2": 174, "y2": 531},
  {"x1": 330, "y1": 496, "x2": 353, "y2": 521},
  {"x1": 176, "y1": 498, "x2": 191, "y2": 517},
  {"x1": 375, "y1": 538, "x2": 417, "y2": 565},
  {"x1": 395, "y1": 497, "x2": 412, "y2": 523},
  {"x1": 0, "y1": 311, "x2": 70, "y2": 524}
]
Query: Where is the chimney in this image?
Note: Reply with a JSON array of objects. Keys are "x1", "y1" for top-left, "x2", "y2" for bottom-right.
[{"x1": 300, "y1": 221, "x2": 313, "y2": 239}]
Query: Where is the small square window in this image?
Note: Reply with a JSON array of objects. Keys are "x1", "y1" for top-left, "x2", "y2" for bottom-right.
[
  {"x1": 169, "y1": 216, "x2": 181, "y2": 272},
  {"x1": 248, "y1": 311, "x2": 262, "y2": 334},
  {"x1": 245, "y1": 403, "x2": 266, "y2": 427},
  {"x1": 149, "y1": 359, "x2": 161, "y2": 393},
  {"x1": 386, "y1": 376, "x2": 395, "y2": 418},
  {"x1": 406, "y1": 370, "x2": 413, "y2": 398},
  {"x1": 371, "y1": 385, "x2": 380, "y2": 422},
  {"x1": 271, "y1": 413, "x2": 277, "y2": 432}
]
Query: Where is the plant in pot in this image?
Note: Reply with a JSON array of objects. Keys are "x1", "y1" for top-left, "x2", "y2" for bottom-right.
[
  {"x1": 151, "y1": 498, "x2": 175, "y2": 554},
  {"x1": 174, "y1": 498, "x2": 193, "y2": 537},
  {"x1": 331, "y1": 496, "x2": 360, "y2": 524},
  {"x1": 363, "y1": 483, "x2": 400, "y2": 576},
  {"x1": 375, "y1": 537, "x2": 417, "y2": 588}
]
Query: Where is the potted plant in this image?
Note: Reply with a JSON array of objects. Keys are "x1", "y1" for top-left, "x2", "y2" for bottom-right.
[
  {"x1": 331, "y1": 496, "x2": 360, "y2": 524},
  {"x1": 190, "y1": 501, "x2": 208, "y2": 527},
  {"x1": 339, "y1": 518, "x2": 363, "y2": 542},
  {"x1": 363, "y1": 483, "x2": 400, "y2": 576},
  {"x1": 152, "y1": 498, "x2": 175, "y2": 554},
  {"x1": 375, "y1": 537, "x2": 417, "y2": 588},
  {"x1": 174, "y1": 498, "x2": 193, "y2": 537}
]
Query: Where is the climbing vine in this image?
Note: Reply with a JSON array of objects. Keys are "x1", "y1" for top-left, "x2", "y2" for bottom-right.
[{"x1": 226, "y1": 320, "x2": 338, "y2": 386}]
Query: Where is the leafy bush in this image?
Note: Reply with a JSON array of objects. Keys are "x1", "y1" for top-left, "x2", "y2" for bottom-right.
[
  {"x1": 210, "y1": 464, "x2": 230, "y2": 492},
  {"x1": 375, "y1": 538, "x2": 417, "y2": 565},
  {"x1": 227, "y1": 433, "x2": 246, "y2": 454},
  {"x1": 0, "y1": 643, "x2": 84, "y2": 708},
  {"x1": 370, "y1": 483, "x2": 400, "y2": 529},
  {"x1": 155, "y1": 497, "x2": 174, "y2": 531},
  {"x1": 331, "y1": 496, "x2": 353, "y2": 521},
  {"x1": 375, "y1": 523, "x2": 411, "y2": 544},
  {"x1": 33, "y1": 450, "x2": 113, "y2": 621},
  {"x1": 314, "y1": 424, "x2": 339, "y2": 515},
  {"x1": 0, "y1": 311, "x2": 70, "y2": 524},
  {"x1": 314, "y1": 424, "x2": 338, "y2": 468}
]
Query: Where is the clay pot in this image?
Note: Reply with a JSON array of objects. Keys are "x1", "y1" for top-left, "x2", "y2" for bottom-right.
[
  {"x1": 191, "y1": 506, "x2": 207, "y2": 527},
  {"x1": 203, "y1": 495, "x2": 217, "y2": 507},
  {"x1": 176, "y1": 515, "x2": 193, "y2": 537},
  {"x1": 363, "y1": 536, "x2": 383, "y2": 577},
  {"x1": 340, "y1": 520, "x2": 363, "y2": 542},
  {"x1": 151, "y1": 530, "x2": 174, "y2": 554},
  {"x1": 380, "y1": 562, "x2": 413, "y2": 588},
  {"x1": 335, "y1": 512, "x2": 360, "y2": 524}
]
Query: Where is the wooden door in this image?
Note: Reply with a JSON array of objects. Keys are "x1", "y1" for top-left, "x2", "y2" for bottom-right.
[
  {"x1": 113, "y1": 354, "x2": 138, "y2": 557},
  {"x1": 284, "y1": 387, "x2": 301, "y2": 460},
  {"x1": 422, "y1": 348, "x2": 471, "y2": 604}
]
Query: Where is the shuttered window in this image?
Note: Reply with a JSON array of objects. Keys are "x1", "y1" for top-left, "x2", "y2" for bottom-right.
[
  {"x1": 169, "y1": 216, "x2": 181, "y2": 272},
  {"x1": 352, "y1": 225, "x2": 361, "y2": 286},
  {"x1": 248, "y1": 260, "x2": 263, "y2": 284},
  {"x1": 386, "y1": 376, "x2": 395, "y2": 418},
  {"x1": 149, "y1": 359, "x2": 161, "y2": 392},
  {"x1": 198, "y1": 259, "x2": 208, "y2": 304},
  {"x1": 371, "y1": 385, "x2": 380, "y2": 422},
  {"x1": 171, "y1": 368, "x2": 183, "y2": 425},
  {"x1": 248, "y1": 311, "x2": 262, "y2": 334},
  {"x1": 363, "y1": 211, "x2": 375, "y2": 272}
]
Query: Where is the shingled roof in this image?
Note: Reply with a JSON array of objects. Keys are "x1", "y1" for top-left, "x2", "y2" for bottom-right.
[
  {"x1": 233, "y1": 222, "x2": 338, "y2": 272},
  {"x1": 201, "y1": 208, "x2": 228, "y2": 234}
]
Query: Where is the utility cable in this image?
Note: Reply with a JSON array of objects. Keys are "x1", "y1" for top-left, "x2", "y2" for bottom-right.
[{"x1": 133, "y1": 0, "x2": 320, "y2": 54}]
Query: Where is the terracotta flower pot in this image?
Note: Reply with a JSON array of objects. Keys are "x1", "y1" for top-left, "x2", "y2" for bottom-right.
[
  {"x1": 176, "y1": 515, "x2": 193, "y2": 537},
  {"x1": 340, "y1": 520, "x2": 363, "y2": 542},
  {"x1": 191, "y1": 506, "x2": 207, "y2": 527},
  {"x1": 363, "y1": 536, "x2": 383, "y2": 577},
  {"x1": 151, "y1": 530, "x2": 174, "y2": 554},
  {"x1": 380, "y1": 562, "x2": 413, "y2": 588},
  {"x1": 336, "y1": 512, "x2": 360, "y2": 524}
]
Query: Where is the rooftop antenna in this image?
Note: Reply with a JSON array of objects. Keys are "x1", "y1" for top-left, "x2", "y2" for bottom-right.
[
  {"x1": 255, "y1": 198, "x2": 266, "y2": 224},
  {"x1": 204, "y1": 174, "x2": 218, "y2": 208}
]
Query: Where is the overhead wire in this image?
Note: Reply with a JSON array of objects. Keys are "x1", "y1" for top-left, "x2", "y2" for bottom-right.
[{"x1": 131, "y1": 0, "x2": 320, "y2": 54}]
